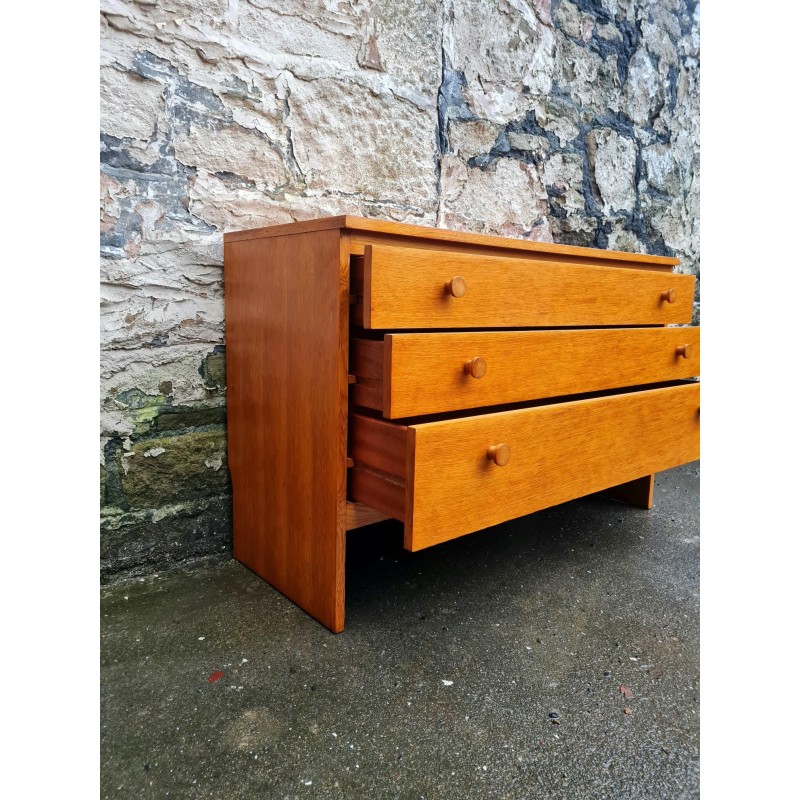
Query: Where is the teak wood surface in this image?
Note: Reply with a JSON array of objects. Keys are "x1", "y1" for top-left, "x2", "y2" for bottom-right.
[
  {"x1": 347, "y1": 235, "x2": 676, "y2": 272},
  {"x1": 225, "y1": 215, "x2": 679, "y2": 267},
  {"x1": 349, "y1": 382, "x2": 700, "y2": 551},
  {"x1": 351, "y1": 327, "x2": 701, "y2": 417},
  {"x1": 345, "y1": 501, "x2": 390, "y2": 530},
  {"x1": 599, "y1": 474, "x2": 655, "y2": 510},
  {"x1": 224, "y1": 216, "x2": 698, "y2": 632},
  {"x1": 357, "y1": 244, "x2": 695, "y2": 329},
  {"x1": 224, "y1": 228, "x2": 350, "y2": 633}
]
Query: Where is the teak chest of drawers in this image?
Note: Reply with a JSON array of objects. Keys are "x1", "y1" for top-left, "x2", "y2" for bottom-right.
[{"x1": 224, "y1": 216, "x2": 700, "y2": 632}]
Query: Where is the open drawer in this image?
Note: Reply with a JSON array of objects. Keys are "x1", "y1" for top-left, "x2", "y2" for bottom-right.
[
  {"x1": 348, "y1": 382, "x2": 700, "y2": 550},
  {"x1": 351, "y1": 243, "x2": 696, "y2": 328},
  {"x1": 351, "y1": 327, "x2": 700, "y2": 418}
]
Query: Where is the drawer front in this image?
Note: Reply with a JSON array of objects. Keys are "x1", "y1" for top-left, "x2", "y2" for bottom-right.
[
  {"x1": 348, "y1": 383, "x2": 699, "y2": 551},
  {"x1": 352, "y1": 327, "x2": 700, "y2": 417},
  {"x1": 408, "y1": 382, "x2": 699, "y2": 549},
  {"x1": 357, "y1": 244, "x2": 695, "y2": 329}
]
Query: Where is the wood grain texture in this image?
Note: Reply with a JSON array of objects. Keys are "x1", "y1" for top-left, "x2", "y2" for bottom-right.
[
  {"x1": 348, "y1": 413, "x2": 408, "y2": 478},
  {"x1": 352, "y1": 327, "x2": 700, "y2": 417},
  {"x1": 224, "y1": 228, "x2": 349, "y2": 633},
  {"x1": 598, "y1": 474, "x2": 655, "y2": 509},
  {"x1": 351, "y1": 384, "x2": 699, "y2": 551},
  {"x1": 487, "y1": 443, "x2": 511, "y2": 466},
  {"x1": 360, "y1": 244, "x2": 694, "y2": 329},
  {"x1": 225, "y1": 215, "x2": 679, "y2": 267},
  {"x1": 345, "y1": 501, "x2": 390, "y2": 530},
  {"x1": 349, "y1": 337, "x2": 384, "y2": 410},
  {"x1": 406, "y1": 382, "x2": 699, "y2": 549},
  {"x1": 224, "y1": 216, "x2": 698, "y2": 632},
  {"x1": 350, "y1": 234, "x2": 677, "y2": 273},
  {"x1": 348, "y1": 466, "x2": 406, "y2": 521}
]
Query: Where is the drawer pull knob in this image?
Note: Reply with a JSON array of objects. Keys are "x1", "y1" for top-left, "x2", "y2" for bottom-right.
[
  {"x1": 661, "y1": 288, "x2": 677, "y2": 304},
  {"x1": 445, "y1": 276, "x2": 467, "y2": 298},
  {"x1": 464, "y1": 356, "x2": 487, "y2": 379},
  {"x1": 676, "y1": 343, "x2": 693, "y2": 359},
  {"x1": 487, "y1": 444, "x2": 511, "y2": 466}
]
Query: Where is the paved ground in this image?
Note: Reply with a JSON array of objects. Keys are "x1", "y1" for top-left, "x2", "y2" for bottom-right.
[{"x1": 101, "y1": 461, "x2": 700, "y2": 799}]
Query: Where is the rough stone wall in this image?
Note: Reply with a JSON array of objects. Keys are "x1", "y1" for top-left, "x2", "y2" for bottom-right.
[{"x1": 100, "y1": 0, "x2": 700, "y2": 580}]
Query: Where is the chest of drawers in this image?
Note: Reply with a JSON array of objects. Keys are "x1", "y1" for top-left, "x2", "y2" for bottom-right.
[{"x1": 224, "y1": 216, "x2": 699, "y2": 632}]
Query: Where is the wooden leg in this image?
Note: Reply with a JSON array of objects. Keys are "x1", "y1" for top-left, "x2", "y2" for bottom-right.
[{"x1": 598, "y1": 474, "x2": 655, "y2": 510}]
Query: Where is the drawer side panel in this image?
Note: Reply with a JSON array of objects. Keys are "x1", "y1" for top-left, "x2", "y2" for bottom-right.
[{"x1": 348, "y1": 467, "x2": 406, "y2": 522}]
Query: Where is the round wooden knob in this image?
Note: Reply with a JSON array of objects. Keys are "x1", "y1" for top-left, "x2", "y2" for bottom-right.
[
  {"x1": 676, "y1": 343, "x2": 693, "y2": 359},
  {"x1": 464, "y1": 356, "x2": 487, "y2": 379},
  {"x1": 487, "y1": 444, "x2": 510, "y2": 466},
  {"x1": 445, "y1": 276, "x2": 467, "y2": 298},
  {"x1": 661, "y1": 288, "x2": 677, "y2": 304}
]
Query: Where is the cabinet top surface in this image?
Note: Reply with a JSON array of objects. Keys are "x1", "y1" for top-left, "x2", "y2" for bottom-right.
[{"x1": 223, "y1": 215, "x2": 680, "y2": 266}]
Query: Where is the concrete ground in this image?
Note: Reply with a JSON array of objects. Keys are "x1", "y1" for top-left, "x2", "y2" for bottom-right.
[{"x1": 101, "y1": 461, "x2": 700, "y2": 800}]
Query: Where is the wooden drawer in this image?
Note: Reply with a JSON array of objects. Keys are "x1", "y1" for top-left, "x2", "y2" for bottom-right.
[
  {"x1": 351, "y1": 327, "x2": 700, "y2": 418},
  {"x1": 349, "y1": 382, "x2": 700, "y2": 551},
  {"x1": 352, "y1": 243, "x2": 695, "y2": 329}
]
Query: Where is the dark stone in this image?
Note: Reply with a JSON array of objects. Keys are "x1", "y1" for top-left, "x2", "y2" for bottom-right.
[
  {"x1": 117, "y1": 427, "x2": 229, "y2": 508},
  {"x1": 436, "y1": 54, "x2": 478, "y2": 155},
  {"x1": 221, "y1": 76, "x2": 263, "y2": 103},
  {"x1": 99, "y1": 136, "x2": 215, "y2": 241},
  {"x1": 100, "y1": 134, "x2": 168, "y2": 175},
  {"x1": 103, "y1": 437, "x2": 129, "y2": 512},
  {"x1": 132, "y1": 50, "x2": 180, "y2": 81},
  {"x1": 465, "y1": 110, "x2": 564, "y2": 173},
  {"x1": 114, "y1": 388, "x2": 169, "y2": 411},
  {"x1": 552, "y1": 1, "x2": 639, "y2": 84},
  {"x1": 154, "y1": 406, "x2": 227, "y2": 432},
  {"x1": 100, "y1": 231, "x2": 126, "y2": 251},
  {"x1": 666, "y1": 64, "x2": 680, "y2": 112},
  {"x1": 510, "y1": 111, "x2": 562, "y2": 153},
  {"x1": 100, "y1": 493, "x2": 232, "y2": 582},
  {"x1": 550, "y1": 221, "x2": 599, "y2": 250},
  {"x1": 212, "y1": 171, "x2": 258, "y2": 188},
  {"x1": 582, "y1": 127, "x2": 604, "y2": 217},
  {"x1": 547, "y1": 200, "x2": 568, "y2": 220},
  {"x1": 174, "y1": 77, "x2": 225, "y2": 115},
  {"x1": 200, "y1": 351, "x2": 226, "y2": 389},
  {"x1": 563, "y1": 0, "x2": 613, "y2": 26},
  {"x1": 466, "y1": 153, "x2": 495, "y2": 169},
  {"x1": 591, "y1": 112, "x2": 636, "y2": 140}
]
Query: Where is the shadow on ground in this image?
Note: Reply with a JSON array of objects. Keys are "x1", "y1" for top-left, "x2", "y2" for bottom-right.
[{"x1": 101, "y1": 461, "x2": 700, "y2": 799}]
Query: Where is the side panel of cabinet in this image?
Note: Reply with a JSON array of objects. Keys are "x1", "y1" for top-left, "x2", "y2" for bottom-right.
[{"x1": 224, "y1": 229, "x2": 349, "y2": 632}]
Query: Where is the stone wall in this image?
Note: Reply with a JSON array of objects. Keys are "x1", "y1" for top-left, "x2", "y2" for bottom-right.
[{"x1": 100, "y1": 0, "x2": 700, "y2": 580}]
